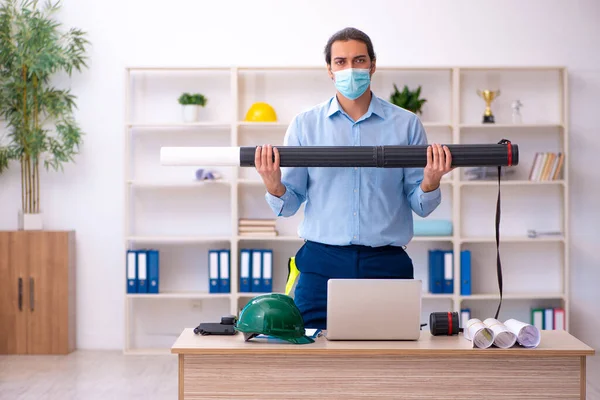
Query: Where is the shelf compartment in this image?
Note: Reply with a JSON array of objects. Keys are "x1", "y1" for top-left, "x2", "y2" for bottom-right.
[
  {"x1": 127, "y1": 291, "x2": 231, "y2": 299},
  {"x1": 459, "y1": 68, "x2": 564, "y2": 125},
  {"x1": 460, "y1": 241, "x2": 564, "y2": 296},
  {"x1": 461, "y1": 293, "x2": 565, "y2": 300},
  {"x1": 128, "y1": 185, "x2": 232, "y2": 237},
  {"x1": 460, "y1": 298, "x2": 564, "y2": 325},
  {"x1": 128, "y1": 296, "x2": 230, "y2": 350},
  {"x1": 370, "y1": 68, "x2": 453, "y2": 125},
  {"x1": 129, "y1": 126, "x2": 234, "y2": 183},
  {"x1": 127, "y1": 68, "x2": 233, "y2": 125},
  {"x1": 459, "y1": 184, "x2": 564, "y2": 238},
  {"x1": 127, "y1": 236, "x2": 232, "y2": 244},
  {"x1": 459, "y1": 180, "x2": 565, "y2": 187}
]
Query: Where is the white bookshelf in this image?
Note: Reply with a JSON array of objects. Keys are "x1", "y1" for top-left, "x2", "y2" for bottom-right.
[{"x1": 124, "y1": 66, "x2": 569, "y2": 354}]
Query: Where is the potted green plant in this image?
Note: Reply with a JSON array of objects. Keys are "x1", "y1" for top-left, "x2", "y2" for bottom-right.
[
  {"x1": 178, "y1": 92, "x2": 207, "y2": 122},
  {"x1": 389, "y1": 84, "x2": 427, "y2": 115},
  {"x1": 0, "y1": 0, "x2": 89, "y2": 230}
]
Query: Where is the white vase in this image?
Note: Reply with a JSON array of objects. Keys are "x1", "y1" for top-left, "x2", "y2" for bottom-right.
[
  {"x1": 182, "y1": 105, "x2": 199, "y2": 123},
  {"x1": 18, "y1": 211, "x2": 43, "y2": 230}
]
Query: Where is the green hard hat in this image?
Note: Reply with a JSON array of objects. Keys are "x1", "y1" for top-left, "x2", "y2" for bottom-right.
[{"x1": 235, "y1": 293, "x2": 314, "y2": 344}]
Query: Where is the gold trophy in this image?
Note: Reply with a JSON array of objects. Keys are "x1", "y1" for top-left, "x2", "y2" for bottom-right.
[{"x1": 477, "y1": 89, "x2": 501, "y2": 123}]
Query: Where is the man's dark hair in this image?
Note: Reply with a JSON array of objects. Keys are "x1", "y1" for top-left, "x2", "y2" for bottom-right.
[{"x1": 324, "y1": 27, "x2": 376, "y2": 65}]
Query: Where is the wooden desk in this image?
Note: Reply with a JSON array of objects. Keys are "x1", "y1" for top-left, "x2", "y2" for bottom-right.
[{"x1": 171, "y1": 328, "x2": 595, "y2": 399}]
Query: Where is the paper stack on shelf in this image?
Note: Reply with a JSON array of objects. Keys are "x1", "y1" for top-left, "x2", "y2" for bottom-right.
[{"x1": 238, "y1": 218, "x2": 278, "y2": 236}]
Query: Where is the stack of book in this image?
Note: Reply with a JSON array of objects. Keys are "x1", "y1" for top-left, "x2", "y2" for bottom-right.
[
  {"x1": 528, "y1": 152, "x2": 564, "y2": 181},
  {"x1": 238, "y1": 218, "x2": 278, "y2": 236}
]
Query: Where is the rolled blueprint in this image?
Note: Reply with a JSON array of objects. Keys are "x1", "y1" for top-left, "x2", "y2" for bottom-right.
[
  {"x1": 463, "y1": 318, "x2": 494, "y2": 349},
  {"x1": 160, "y1": 143, "x2": 518, "y2": 168},
  {"x1": 483, "y1": 318, "x2": 518, "y2": 349},
  {"x1": 504, "y1": 318, "x2": 541, "y2": 348}
]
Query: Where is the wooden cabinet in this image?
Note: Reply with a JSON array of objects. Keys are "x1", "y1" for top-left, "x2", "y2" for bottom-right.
[{"x1": 0, "y1": 230, "x2": 75, "y2": 354}]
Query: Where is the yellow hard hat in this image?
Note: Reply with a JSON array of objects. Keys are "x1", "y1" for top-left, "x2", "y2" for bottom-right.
[{"x1": 244, "y1": 102, "x2": 277, "y2": 122}]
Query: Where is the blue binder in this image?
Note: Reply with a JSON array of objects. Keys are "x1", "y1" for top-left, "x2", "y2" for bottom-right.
[
  {"x1": 137, "y1": 249, "x2": 148, "y2": 293},
  {"x1": 251, "y1": 249, "x2": 262, "y2": 292},
  {"x1": 208, "y1": 249, "x2": 220, "y2": 293},
  {"x1": 126, "y1": 249, "x2": 137, "y2": 294},
  {"x1": 239, "y1": 249, "x2": 252, "y2": 292},
  {"x1": 428, "y1": 249, "x2": 444, "y2": 294},
  {"x1": 261, "y1": 249, "x2": 273, "y2": 293},
  {"x1": 460, "y1": 250, "x2": 471, "y2": 295},
  {"x1": 219, "y1": 249, "x2": 230, "y2": 293},
  {"x1": 147, "y1": 249, "x2": 160, "y2": 294},
  {"x1": 442, "y1": 250, "x2": 454, "y2": 294}
]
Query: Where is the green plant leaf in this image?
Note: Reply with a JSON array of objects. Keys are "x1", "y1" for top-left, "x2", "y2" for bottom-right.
[
  {"x1": 0, "y1": 0, "x2": 89, "y2": 212},
  {"x1": 388, "y1": 84, "x2": 427, "y2": 114}
]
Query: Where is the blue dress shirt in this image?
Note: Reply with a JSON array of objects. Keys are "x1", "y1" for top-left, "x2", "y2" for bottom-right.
[{"x1": 265, "y1": 93, "x2": 441, "y2": 247}]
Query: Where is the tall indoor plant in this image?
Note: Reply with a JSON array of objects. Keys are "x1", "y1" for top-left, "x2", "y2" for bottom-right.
[{"x1": 0, "y1": 0, "x2": 89, "y2": 229}]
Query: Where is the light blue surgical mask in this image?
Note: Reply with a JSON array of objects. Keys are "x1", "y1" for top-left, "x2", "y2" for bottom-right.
[{"x1": 333, "y1": 68, "x2": 371, "y2": 100}]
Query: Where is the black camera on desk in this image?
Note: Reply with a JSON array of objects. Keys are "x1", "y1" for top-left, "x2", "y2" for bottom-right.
[{"x1": 194, "y1": 315, "x2": 237, "y2": 336}]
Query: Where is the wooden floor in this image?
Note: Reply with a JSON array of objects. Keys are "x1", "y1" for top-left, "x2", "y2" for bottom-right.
[
  {"x1": 0, "y1": 351, "x2": 178, "y2": 399},
  {"x1": 0, "y1": 351, "x2": 599, "y2": 400}
]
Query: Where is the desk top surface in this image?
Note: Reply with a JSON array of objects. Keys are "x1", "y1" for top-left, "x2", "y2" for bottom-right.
[{"x1": 171, "y1": 329, "x2": 595, "y2": 356}]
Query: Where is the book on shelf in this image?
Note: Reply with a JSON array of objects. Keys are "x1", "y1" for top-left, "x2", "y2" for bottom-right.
[
  {"x1": 239, "y1": 230, "x2": 278, "y2": 236},
  {"x1": 239, "y1": 218, "x2": 277, "y2": 226},
  {"x1": 238, "y1": 218, "x2": 278, "y2": 236},
  {"x1": 528, "y1": 152, "x2": 564, "y2": 181}
]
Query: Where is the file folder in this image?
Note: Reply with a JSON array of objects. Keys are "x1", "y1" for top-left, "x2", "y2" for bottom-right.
[
  {"x1": 554, "y1": 307, "x2": 565, "y2": 330},
  {"x1": 208, "y1": 250, "x2": 220, "y2": 294},
  {"x1": 262, "y1": 249, "x2": 273, "y2": 293},
  {"x1": 147, "y1": 249, "x2": 159, "y2": 294},
  {"x1": 460, "y1": 308, "x2": 471, "y2": 330},
  {"x1": 251, "y1": 250, "x2": 262, "y2": 292},
  {"x1": 460, "y1": 250, "x2": 471, "y2": 295},
  {"x1": 239, "y1": 249, "x2": 252, "y2": 292},
  {"x1": 137, "y1": 250, "x2": 148, "y2": 293},
  {"x1": 531, "y1": 308, "x2": 544, "y2": 331},
  {"x1": 126, "y1": 249, "x2": 137, "y2": 294},
  {"x1": 428, "y1": 249, "x2": 443, "y2": 294},
  {"x1": 219, "y1": 249, "x2": 230, "y2": 293},
  {"x1": 443, "y1": 250, "x2": 453, "y2": 294},
  {"x1": 544, "y1": 308, "x2": 554, "y2": 330}
]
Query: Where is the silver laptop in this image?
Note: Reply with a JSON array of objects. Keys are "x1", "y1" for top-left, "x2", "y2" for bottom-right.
[{"x1": 325, "y1": 278, "x2": 422, "y2": 341}]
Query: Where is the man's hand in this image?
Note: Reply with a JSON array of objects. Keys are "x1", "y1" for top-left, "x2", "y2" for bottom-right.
[
  {"x1": 421, "y1": 143, "x2": 452, "y2": 192},
  {"x1": 255, "y1": 144, "x2": 286, "y2": 197}
]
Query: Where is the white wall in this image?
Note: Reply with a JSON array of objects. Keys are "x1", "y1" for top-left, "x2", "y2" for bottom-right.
[{"x1": 0, "y1": 0, "x2": 598, "y2": 392}]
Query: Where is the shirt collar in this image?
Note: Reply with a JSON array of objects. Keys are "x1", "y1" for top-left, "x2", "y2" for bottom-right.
[{"x1": 327, "y1": 92, "x2": 386, "y2": 120}]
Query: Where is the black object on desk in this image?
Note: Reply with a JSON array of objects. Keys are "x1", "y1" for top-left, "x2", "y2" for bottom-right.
[{"x1": 194, "y1": 315, "x2": 237, "y2": 336}]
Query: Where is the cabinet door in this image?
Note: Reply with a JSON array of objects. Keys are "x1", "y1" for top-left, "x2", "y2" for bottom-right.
[
  {"x1": 0, "y1": 232, "x2": 29, "y2": 354},
  {"x1": 26, "y1": 231, "x2": 74, "y2": 354}
]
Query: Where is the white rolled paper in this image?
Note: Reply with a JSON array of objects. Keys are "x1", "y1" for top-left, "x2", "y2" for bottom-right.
[
  {"x1": 503, "y1": 318, "x2": 541, "y2": 348},
  {"x1": 464, "y1": 318, "x2": 494, "y2": 349},
  {"x1": 160, "y1": 146, "x2": 241, "y2": 166},
  {"x1": 483, "y1": 318, "x2": 518, "y2": 349}
]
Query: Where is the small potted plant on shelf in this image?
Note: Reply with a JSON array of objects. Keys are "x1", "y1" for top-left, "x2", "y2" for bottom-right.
[
  {"x1": 0, "y1": 0, "x2": 89, "y2": 230},
  {"x1": 178, "y1": 92, "x2": 207, "y2": 123},
  {"x1": 389, "y1": 84, "x2": 427, "y2": 115}
]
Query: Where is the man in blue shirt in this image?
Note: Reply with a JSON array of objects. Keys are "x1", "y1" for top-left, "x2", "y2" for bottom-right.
[{"x1": 254, "y1": 27, "x2": 452, "y2": 329}]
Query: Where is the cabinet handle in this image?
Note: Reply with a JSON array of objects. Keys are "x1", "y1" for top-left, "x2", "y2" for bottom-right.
[
  {"x1": 18, "y1": 278, "x2": 22, "y2": 311},
  {"x1": 29, "y1": 277, "x2": 34, "y2": 312}
]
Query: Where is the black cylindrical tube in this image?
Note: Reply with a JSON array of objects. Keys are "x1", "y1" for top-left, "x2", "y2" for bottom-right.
[
  {"x1": 430, "y1": 312, "x2": 460, "y2": 336},
  {"x1": 239, "y1": 143, "x2": 518, "y2": 168}
]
